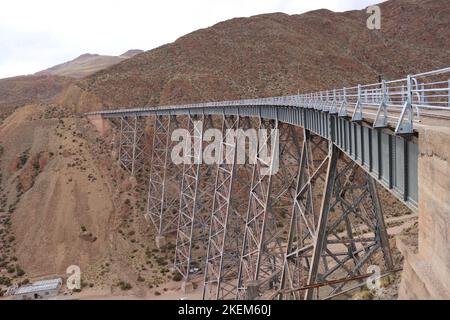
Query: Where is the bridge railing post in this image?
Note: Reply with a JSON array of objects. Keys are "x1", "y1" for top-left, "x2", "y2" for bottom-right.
[
  {"x1": 395, "y1": 75, "x2": 414, "y2": 134},
  {"x1": 351, "y1": 84, "x2": 363, "y2": 121},
  {"x1": 374, "y1": 80, "x2": 388, "y2": 128},
  {"x1": 338, "y1": 87, "x2": 348, "y2": 117},
  {"x1": 330, "y1": 89, "x2": 337, "y2": 114}
]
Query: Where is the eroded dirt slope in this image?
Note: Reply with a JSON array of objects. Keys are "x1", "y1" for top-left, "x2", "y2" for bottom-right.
[{"x1": 0, "y1": 105, "x2": 187, "y2": 298}]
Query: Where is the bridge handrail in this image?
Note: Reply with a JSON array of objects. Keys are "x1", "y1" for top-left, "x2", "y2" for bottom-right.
[{"x1": 84, "y1": 67, "x2": 450, "y2": 133}]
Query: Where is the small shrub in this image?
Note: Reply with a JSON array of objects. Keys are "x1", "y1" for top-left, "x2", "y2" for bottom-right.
[
  {"x1": 156, "y1": 257, "x2": 167, "y2": 266},
  {"x1": 18, "y1": 152, "x2": 28, "y2": 169},
  {"x1": 0, "y1": 276, "x2": 12, "y2": 286},
  {"x1": 118, "y1": 281, "x2": 132, "y2": 291},
  {"x1": 172, "y1": 272, "x2": 183, "y2": 282},
  {"x1": 16, "y1": 265, "x2": 25, "y2": 277}
]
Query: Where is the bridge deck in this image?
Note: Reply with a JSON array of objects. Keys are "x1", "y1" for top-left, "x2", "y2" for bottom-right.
[{"x1": 84, "y1": 67, "x2": 450, "y2": 212}]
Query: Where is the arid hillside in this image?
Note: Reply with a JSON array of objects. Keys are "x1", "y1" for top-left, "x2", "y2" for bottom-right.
[
  {"x1": 0, "y1": 105, "x2": 184, "y2": 298},
  {"x1": 63, "y1": 0, "x2": 450, "y2": 113},
  {"x1": 0, "y1": 75, "x2": 73, "y2": 109},
  {"x1": 36, "y1": 50, "x2": 144, "y2": 79},
  {"x1": 0, "y1": 74, "x2": 74, "y2": 129}
]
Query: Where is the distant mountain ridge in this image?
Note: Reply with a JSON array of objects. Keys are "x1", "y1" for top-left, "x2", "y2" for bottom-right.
[{"x1": 36, "y1": 49, "x2": 143, "y2": 79}]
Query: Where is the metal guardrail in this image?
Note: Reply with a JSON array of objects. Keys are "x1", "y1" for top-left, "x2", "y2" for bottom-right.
[{"x1": 85, "y1": 67, "x2": 450, "y2": 134}]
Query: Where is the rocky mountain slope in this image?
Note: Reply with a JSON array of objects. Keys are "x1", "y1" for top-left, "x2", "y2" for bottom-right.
[
  {"x1": 0, "y1": 105, "x2": 175, "y2": 297},
  {"x1": 0, "y1": 75, "x2": 73, "y2": 109},
  {"x1": 36, "y1": 50, "x2": 144, "y2": 79},
  {"x1": 63, "y1": 0, "x2": 450, "y2": 113},
  {"x1": 0, "y1": 74, "x2": 73, "y2": 125}
]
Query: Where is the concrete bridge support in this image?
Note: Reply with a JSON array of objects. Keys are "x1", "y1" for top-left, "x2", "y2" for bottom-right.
[{"x1": 398, "y1": 126, "x2": 450, "y2": 299}]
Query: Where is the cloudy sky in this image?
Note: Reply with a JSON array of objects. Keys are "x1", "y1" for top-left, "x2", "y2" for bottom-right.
[{"x1": 0, "y1": 0, "x2": 381, "y2": 79}]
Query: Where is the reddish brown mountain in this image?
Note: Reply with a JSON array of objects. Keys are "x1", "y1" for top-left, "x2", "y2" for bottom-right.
[
  {"x1": 64, "y1": 0, "x2": 450, "y2": 113},
  {"x1": 0, "y1": 74, "x2": 73, "y2": 109}
]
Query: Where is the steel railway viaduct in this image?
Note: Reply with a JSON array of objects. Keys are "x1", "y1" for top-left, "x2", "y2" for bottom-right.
[{"x1": 85, "y1": 67, "x2": 450, "y2": 300}]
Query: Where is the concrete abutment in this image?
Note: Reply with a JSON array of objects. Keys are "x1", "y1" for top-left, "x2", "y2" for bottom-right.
[{"x1": 398, "y1": 125, "x2": 450, "y2": 299}]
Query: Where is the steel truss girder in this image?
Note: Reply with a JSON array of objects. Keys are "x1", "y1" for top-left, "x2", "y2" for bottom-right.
[
  {"x1": 118, "y1": 116, "x2": 146, "y2": 175},
  {"x1": 146, "y1": 115, "x2": 182, "y2": 237},
  {"x1": 236, "y1": 115, "x2": 302, "y2": 300},
  {"x1": 97, "y1": 108, "x2": 419, "y2": 211},
  {"x1": 304, "y1": 149, "x2": 393, "y2": 299},
  {"x1": 203, "y1": 115, "x2": 254, "y2": 300},
  {"x1": 277, "y1": 131, "x2": 393, "y2": 300},
  {"x1": 174, "y1": 113, "x2": 215, "y2": 281},
  {"x1": 278, "y1": 129, "x2": 331, "y2": 300}
]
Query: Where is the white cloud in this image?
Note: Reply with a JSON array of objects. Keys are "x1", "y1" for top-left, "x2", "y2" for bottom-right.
[{"x1": 0, "y1": 0, "x2": 382, "y2": 79}]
